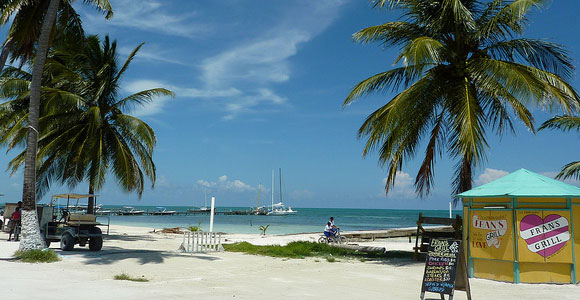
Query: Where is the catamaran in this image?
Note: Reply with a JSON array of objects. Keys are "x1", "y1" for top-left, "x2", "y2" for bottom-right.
[{"x1": 267, "y1": 168, "x2": 297, "y2": 216}]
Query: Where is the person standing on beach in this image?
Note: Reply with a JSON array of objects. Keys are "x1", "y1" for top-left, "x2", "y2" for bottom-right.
[{"x1": 7, "y1": 201, "x2": 22, "y2": 241}]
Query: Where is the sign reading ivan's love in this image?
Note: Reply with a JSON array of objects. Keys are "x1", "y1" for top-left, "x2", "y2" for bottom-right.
[{"x1": 421, "y1": 239, "x2": 461, "y2": 295}]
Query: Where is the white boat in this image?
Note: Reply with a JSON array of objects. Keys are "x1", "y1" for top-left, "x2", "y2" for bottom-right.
[
  {"x1": 267, "y1": 168, "x2": 297, "y2": 216},
  {"x1": 118, "y1": 206, "x2": 145, "y2": 215},
  {"x1": 187, "y1": 191, "x2": 210, "y2": 212},
  {"x1": 151, "y1": 207, "x2": 176, "y2": 215}
]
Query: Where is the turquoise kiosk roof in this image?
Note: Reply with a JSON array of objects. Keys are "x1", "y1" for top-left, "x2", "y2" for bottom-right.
[{"x1": 457, "y1": 168, "x2": 580, "y2": 198}]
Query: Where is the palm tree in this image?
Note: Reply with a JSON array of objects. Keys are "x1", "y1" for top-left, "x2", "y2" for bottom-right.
[
  {"x1": 0, "y1": 0, "x2": 112, "y2": 72},
  {"x1": 0, "y1": 0, "x2": 112, "y2": 250},
  {"x1": 0, "y1": 35, "x2": 174, "y2": 214},
  {"x1": 539, "y1": 116, "x2": 580, "y2": 180},
  {"x1": 343, "y1": 0, "x2": 580, "y2": 200}
]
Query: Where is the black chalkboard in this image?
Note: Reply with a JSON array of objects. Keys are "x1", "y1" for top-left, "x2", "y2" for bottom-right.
[{"x1": 420, "y1": 239, "x2": 470, "y2": 300}]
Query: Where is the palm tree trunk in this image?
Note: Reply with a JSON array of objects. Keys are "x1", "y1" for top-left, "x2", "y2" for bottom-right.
[
  {"x1": 0, "y1": 39, "x2": 13, "y2": 73},
  {"x1": 452, "y1": 155, "x2": 473, "y2": 206},
  {"x1": 19, "y1": 0, "x2": 60, "y2": 251},
  {"x1": 88, "y1": 185, "x2": 95, "y2": 215}
]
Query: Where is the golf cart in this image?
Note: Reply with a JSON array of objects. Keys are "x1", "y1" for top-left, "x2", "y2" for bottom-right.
[{"x1": 39, "y1": 194, "x2": 109, "y2": 251}]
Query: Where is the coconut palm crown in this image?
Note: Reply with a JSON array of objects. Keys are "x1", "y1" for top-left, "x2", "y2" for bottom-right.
[
  {"x1": 343, "y1": 0, "x2": 580, "y2": 199},
  {"x1": 0, "y1": 35, "x2": 174, "y2": 209}
]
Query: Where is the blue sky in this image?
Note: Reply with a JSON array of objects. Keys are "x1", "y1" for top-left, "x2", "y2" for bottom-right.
[{"x1": 1, "y1": 0, "x2": 580, "y2": 209}]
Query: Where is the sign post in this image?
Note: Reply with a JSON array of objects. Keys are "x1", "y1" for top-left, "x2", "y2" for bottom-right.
[{"x1": 420, "y1": 239, "x2": 471, "y2": 300}]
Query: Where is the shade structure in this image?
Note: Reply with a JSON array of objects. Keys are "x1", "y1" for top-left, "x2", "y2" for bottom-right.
[
  {"x1": 458, "y1": 168, "x2": 580, "y2": 198},
  {"x1": 457, "y1": 169, "x2": 580, "y2": 284}
]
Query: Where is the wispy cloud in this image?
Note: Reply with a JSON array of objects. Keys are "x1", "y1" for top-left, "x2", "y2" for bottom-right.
[
  {"x1": 118, "y1": 46, "x2": 191, "y2": 66},
  {"x1": 474, "y1": 168, "x2": 509, "y2": 186},
  {"x1": 98, "y1": 1, "x2": 347, "y2": 119},
  {"x1": 198, "y1": 0, "x2": 346, "y2": 120},
  {"x1": 123, "y1": 79, "x2": 241, "y2": 117},
  {"x1": 82, "y1": 1, "x2": 208, "y2": 38}
]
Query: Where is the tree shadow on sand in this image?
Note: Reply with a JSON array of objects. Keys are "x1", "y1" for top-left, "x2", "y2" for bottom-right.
[
  {"x1": 104, "y1": 233, "x2": 159, "y2": 242},
  {"x1": 362, "y1": 251, "x2": 424, "y2": 267},
  {"x1": 51, "y1": 246, "x2": 221, "y2": 265}
]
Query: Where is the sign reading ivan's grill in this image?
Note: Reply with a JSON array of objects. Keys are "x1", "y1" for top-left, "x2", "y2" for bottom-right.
[{"x1": 420, "y1": 239, "x2": 471, "y2": 300}]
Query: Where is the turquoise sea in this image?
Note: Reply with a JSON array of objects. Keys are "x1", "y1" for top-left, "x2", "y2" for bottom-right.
[{"x1": 97, "y1": 206, "x2": 463, "y2": 235}]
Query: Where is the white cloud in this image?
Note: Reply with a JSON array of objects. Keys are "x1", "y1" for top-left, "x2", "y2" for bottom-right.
[
  {"x1": 196, "y1": 175, "x2": 256, "y2": 193},
  {"x1": 123, "y1": 79, "x2": 242, "y2": 117},
  {"x1": 82, "y1": 1, "x2": 208, "y2": 38},
  {"x1": 383, "y1": 171, "x2": 416, "y2": 199},
  {"x1": 118, "y1": 46, "x2": 191, "y2": 66},
  {"x1": 193, "y1": 0, "x2": 346, "y2": 120},
  {"x1": 475, "y1": 168, "x2": 509, "y2": 186}
]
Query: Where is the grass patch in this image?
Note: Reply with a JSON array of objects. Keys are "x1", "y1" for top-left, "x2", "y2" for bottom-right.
[
  {"x1": 14, "y1": 249, "x2": 59, "y2": 263},
  {"x1": 326, "y1": 256, "x2": 336, "y2": 262},
  {"x1": 223, "y1": 241, "x2": 414, "y2": 262},
  {"x1": 114, "y1": 273, "x2": 149, "y2": 282}
]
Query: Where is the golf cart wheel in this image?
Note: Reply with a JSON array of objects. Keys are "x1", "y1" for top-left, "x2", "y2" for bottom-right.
[
  {"x1": 89, "y1": 227, "x2": 103, "y2": 251},
  {"x1": 60, "y1": 233, "x2": 74, "y2": 251},
  {"x1": 318, "y1": 236, "x2": 328, "y2": 244}
]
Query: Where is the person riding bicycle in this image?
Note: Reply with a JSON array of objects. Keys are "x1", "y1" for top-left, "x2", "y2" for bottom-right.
[
  {"x1": 329, "y1": 217, "x2": 339, "y2": 235},
  {"x1": 324, "y1": 222, "x2": 335, "y2": 240}
]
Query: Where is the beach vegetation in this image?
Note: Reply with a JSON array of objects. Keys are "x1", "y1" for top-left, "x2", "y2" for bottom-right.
[
  {"x1": 539, "y1": 116, "x2": 580, "y2": 180},
  {"x1": 344, "y1": 0, "x2": 580, "y2": 200},
  {"x1": 223, "y1": 241, "x2": 413, "y2": 261},
  {"x1": 0, "y1": 0, "x2": 112, "y2": 250},
  {"x1": 0, "y1": 35, "x2": 174, "y2": 214},
  {"x1": 325, "y1": 256, "x2": 336, "y2": 263},
  {"x1": 188, "y1": 221, "x2": 203, "y2": 232},
  {"x1": 259, "y1": 225, "x2": 270, "y2": 235},
  {"x1": 14, "y1": 249, "x2": 60, "y2": 263},
  {"x1": 113, "y1": 273, "x2": 149, "y2": 282}
]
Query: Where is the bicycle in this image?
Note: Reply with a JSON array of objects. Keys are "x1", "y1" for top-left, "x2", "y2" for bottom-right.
[{"x1": 318, "y1": 228, "x2": 348, "y2": 244}]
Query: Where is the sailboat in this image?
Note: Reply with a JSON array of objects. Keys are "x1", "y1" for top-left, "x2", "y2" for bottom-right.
[
  {"x1": 254, "y1": 184, "x2": 267, "y2": 215},
  {"x1": 200, "y1": 190, "x2": 209, "y2": 212},
  {"x1": 188, "y1": 190, "x2": 210, "y2": 213},
  {"x1": 267, "y1": 168, "x2": 297, "y2": 216}
]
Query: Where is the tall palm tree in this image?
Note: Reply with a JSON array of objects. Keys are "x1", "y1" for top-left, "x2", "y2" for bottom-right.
[
  {"x1": 0, "y1": 0, "x2": 112, "y2": 72},
  {"x1": 539, "y1": 116, "x2": 580, "y2": 180},
  {"x1": 343, "y1": 0, "x2": 580, "y2": 200},
  {"x1": 0, "y1": 35, "x2": 174, "y2": 214},
  {"x1": 0, "y1": 0, "x2": 112, "y2": 250}
]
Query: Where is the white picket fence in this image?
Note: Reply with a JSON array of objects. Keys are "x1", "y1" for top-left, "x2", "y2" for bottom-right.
[{"x1": 181, "y1": 231, "x2": 224, "y2": 253}]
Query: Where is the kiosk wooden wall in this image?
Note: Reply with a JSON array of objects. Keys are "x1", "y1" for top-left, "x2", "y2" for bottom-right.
[
  {"x1": 461, "y1": 196, "x2": 578, "y2": 283},
  {"x1": 458, "y1": 169, "x2": 579, "y2": 284}
]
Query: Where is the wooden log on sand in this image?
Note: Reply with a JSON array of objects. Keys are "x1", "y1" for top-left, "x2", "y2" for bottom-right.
[{"x1": 330, "y1": 243, "x2": 386, "y2": 253}]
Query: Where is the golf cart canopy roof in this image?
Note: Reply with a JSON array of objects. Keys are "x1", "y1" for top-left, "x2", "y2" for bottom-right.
[{"x1": 52, "y1": 193, "x2": 98, "y2": 199}]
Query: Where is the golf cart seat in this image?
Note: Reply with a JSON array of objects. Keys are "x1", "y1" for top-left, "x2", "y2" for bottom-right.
[{"x1": 66, "y1": 214, "x2": 98, "y2": 226}]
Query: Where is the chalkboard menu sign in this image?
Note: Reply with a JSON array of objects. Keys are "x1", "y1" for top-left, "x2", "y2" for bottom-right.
[{"x1": 420, "y1": 239, "x2": 470, "y2": 300}]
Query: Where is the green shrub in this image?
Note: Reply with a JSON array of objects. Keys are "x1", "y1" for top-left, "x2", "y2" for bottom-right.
[
  {"x1": 114, "y1": 273, "x2": 149, "y2": 282},
  {"x1": 14, "y1": 249, "x2": 59, "y2": 263},
  {"x1": 326, "y1": 256, "x2": 336, "y2": 262},
  {"x1": 259, "y1": 225, "x2": 270, "y2": 235},
  {"x1": 223, "y1": 241, "x2": 413, "y2": 261},
  {"x1": 188, "y1": 221, "x2": 203, "y2": 232}
]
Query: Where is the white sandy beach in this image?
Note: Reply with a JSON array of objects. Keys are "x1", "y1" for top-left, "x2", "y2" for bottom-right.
[{"x1": 0, "y1": 224, "x2": 578, "y2": 300}]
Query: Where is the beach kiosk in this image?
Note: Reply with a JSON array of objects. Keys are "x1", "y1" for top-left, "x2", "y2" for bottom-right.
[{"x1": 457, "y1": 169, "x2": 579, "y2": 283}]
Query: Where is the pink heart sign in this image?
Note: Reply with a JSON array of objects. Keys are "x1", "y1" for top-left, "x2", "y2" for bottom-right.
[{"x1": 519, "y1": 214, "x2": 570, "y2": 258}]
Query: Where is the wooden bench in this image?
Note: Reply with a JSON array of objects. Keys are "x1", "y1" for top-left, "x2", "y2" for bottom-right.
[{"x1": 413, "y1": 213, "x2": 462, "y2": 260}]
